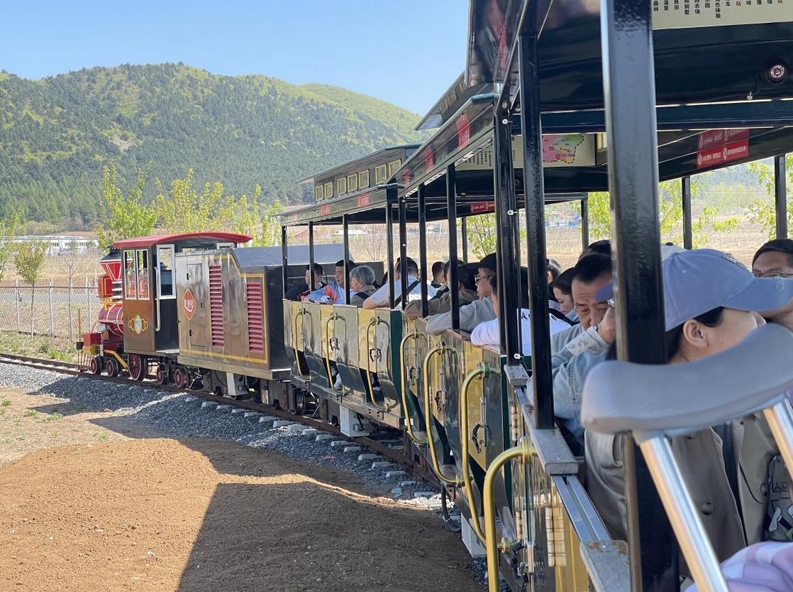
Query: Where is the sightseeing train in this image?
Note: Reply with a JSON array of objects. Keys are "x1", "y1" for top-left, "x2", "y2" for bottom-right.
[{"x1": 79, "y1": 2, "x2": 793, "y2": 590}]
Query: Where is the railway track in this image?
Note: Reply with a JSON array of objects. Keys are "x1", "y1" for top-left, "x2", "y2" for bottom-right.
[{"x1": 0, "y1": 352, "x2": 440, "y2": 488}]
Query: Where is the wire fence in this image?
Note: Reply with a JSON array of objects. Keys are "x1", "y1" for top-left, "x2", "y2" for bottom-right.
[{"x1": 0, "y1": 279, "x2": 102, "y2": 340}]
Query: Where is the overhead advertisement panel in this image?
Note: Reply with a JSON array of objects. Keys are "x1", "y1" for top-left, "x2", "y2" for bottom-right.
[
  {"x1": 653, "y1": 0, "x2": 792, "y2": 29},
  {"x1": 457, "y1": 134, "x2": 596, "y2": 171}
]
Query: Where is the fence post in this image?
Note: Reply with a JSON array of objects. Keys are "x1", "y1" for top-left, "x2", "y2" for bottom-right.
[
  {"x1": 15, "y1": 278, "x2": 20, "y2": 333},
  {"x1": 49, "y1": 279, "x2": 54, "y2": 337},
  {"x1": 68, "y1": 278, "x2": 73, "y2": 339},
  {"x1": 86, "y1": 278, "x2": 92, "y2": 328}
]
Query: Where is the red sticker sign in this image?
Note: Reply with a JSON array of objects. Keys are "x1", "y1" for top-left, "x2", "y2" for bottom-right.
[
  {"x1": 183, "y1": 289, "x2": 197, "y2": 320},
  {"x1": 456, "y1": 113, "x2": 471, "y2": 148},
  {"x1": 470, "y1": 201, "x2": 495, "y2": 214},
  {"x1": 696, "y1": 139, "x2": 749, "y2": 169}
]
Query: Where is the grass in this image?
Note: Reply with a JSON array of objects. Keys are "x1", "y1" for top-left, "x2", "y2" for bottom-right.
[
  {"x1": 1, "y1": 398, "x2": 10, "y2": 407},
  {"x1": 95, "y1": 433, "x2": 110, "y2": 442},
  {"x1": 43, "y1": 412, "x2": 63, "y2": 422},
  {"x1": 23, "y1": 410, "x2": 38, "y2": 418},
  {"x1": 0, "y1": 332, "x2": 78, "y2": 363}
]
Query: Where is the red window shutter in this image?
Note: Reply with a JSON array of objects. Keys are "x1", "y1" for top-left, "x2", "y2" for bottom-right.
[
  {"x1": 246, "y1": 281, "x2": 264, "y2": 354},
  {"x1": 209, "y1": 264, "x2": 224, "y2": 347}
]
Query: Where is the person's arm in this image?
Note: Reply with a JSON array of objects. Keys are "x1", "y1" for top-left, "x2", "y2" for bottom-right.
[
  {"x1": 470, "y1": 319, "x2": 499, "y2": 347},
  {"x1": 363, "y1": 283, "x2": 389, "y2": 309},
  {"x1": 425, "y1": 310, "x2": 452, "y2": 334}
]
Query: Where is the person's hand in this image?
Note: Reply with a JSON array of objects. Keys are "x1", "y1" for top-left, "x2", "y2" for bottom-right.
[{"x1": 597, "y1": 306, "x2": 617, "y2": 345}]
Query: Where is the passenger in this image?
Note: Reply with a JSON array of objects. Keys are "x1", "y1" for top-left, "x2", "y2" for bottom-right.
[
  {"x1": 581, "y1": 239, "x2": 612, "y2": 259},
  {"x1": 348, "y1": 265, "x2": 377, "y2": 307},
  {"x1": 307, "y1": 260, "x2": 356, "y2": 303},
  {"x1": 585, "y1": 249, "x2": 793, "y2": 571},
  {"x1": 285, "y1": 263, "x2": 324, "y2": 302},
  {"x1": 362, "y1": 256, "x2": 436, "y2": 309},
  {"x1": 425, "y1": 253, "x2": 498, "y2": 335},
  {"x1": 430, "y1": 261, "x2": 445, "y2": 289},
  {"x1": 470, "y1": 269, "x2": 570, "y2": 351},
  {"x1": 547, "y1": 258, "x2": 562, "y2": 284},
  {"x1": 404, "y1": 262, "x2": 477, "y2": 319},
  {"x1": 550, "y1": 268, "x2": 578, "y2": 322},
  {"x1": 753, "y1": 239, "x2": 793, "y2": 329}
]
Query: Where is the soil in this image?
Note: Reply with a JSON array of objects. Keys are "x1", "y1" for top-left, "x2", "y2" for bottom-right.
[{"x1": 0, "y1": 388, "x2": 481, "y2": 592}]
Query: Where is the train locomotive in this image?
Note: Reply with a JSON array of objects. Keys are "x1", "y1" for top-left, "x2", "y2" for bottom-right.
[{"x1": 78, "y1": 232, "x2": 350, "y2": 403}]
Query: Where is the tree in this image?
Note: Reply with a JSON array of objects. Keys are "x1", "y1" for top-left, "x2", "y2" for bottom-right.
[
  {"x1": 14, "y1": 241, "x2": 47, "y2": 335},
  {"x1": 258, "y1": 198, "x2": 283, "y2": 247},
  {"x1": 747, "y1": 155, "x2": 793, "y2": 240},
  {"x1": 156, "y1": 169, "x2": 236, "y2": 233},
  {"x1": 465, "y1": 214, "x2": 498, "y2": 259},
  {"x1": 0, "y1": 212, "x2": 20, "y2": 282},
  {"x1": 95, "y1": 164, "x2": 158, "y2": 249},
  {"x1": 586, "y1": 178, "x2": 738, "y2": 248}
]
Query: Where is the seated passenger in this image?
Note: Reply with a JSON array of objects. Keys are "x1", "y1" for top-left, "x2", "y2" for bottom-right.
[
  {"x1": 430, "y1": 261, "x2": 445, "y2": 289},
  {"x1": 404, "y1": 262, "x2": 477, "y2": 319},
  {"x1": 550, "y1": 268, "x2": 578, "y2": 323},
  {"x1": 547, "y1": 258, "x2": 562, "y2": 285},
  {"x1": 471, "y1": 268, "x2": 570, "y2": 350},
  {"x1": 586, "y1": 249, "x2": 793, "y2": 571},
  {"x1": 425, "y1": 253, "x2": 498, "y2": 335},
  {"x1": 307, "y1": 260, "x2": 356, "y2": 303},
  {"x1": 753, "y1": 239, "x2": 793, "y2": 330},
  {"x1": 363, "y1": 257, "x2": 436, "y2": 309},
  {"x1": 348, "y1": 265, "x2": 377, "y2": 307},
  {"x1": 285, "y1": 263, "x2": 324, "y2": 302}
]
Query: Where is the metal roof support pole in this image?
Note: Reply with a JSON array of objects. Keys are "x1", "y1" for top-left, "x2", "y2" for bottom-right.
[
  {"x1": 281, "y1": 225, "x2": 288, "y2": 297},
  {"x1": 493, "y1": 112, "x2": 522, "y2": 363},
  {"x1": 600, "y1": 0, "x2": 678, "y2": 587},
  {"x1": 386, "y1": 187, "x2": 396, "y2": 308},
  {"x1": 581, "y1": 198, "x2": 590, "y2": 251},
  {"x1": 682, "y1": 177, "x2": 693, "y2": 250},
  {"x1": 447, "y1": 165, "x2": 460, "y2": 331},
  {"x1": 418, "y1": 184, "x2": 429, "y2": 317},
  {"x1": 308, "y1": 222, "x2": 316, "y2": 291},
  {"x1": 461, "y1": 217, "x2": 469, "y2": 262},
  {"x1": 342, "y1": 214, "x2": 351, "y2": 304},
  {"x1": 518, "y1": 30, "x2": 553, "y2": 428},
  {"x1": 398, "y1": 194, "x2": 409, "y2": 309},
  {"x1": 776, "y1": 155, "x2": 788, "y2": 239}
]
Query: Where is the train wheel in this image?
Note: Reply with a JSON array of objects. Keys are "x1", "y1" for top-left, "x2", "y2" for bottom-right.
[
  {"x1": 104, "y1": 358, "x2": 120, "y2": 378},
  {"x1": 173, "y1": 367, "x2": 188, "y2": 389},
  {"x1": 128, "y1": 355, "x2": 146, "y2": 381},
  {"x1": 89, "y1": 356, "x2": 102, "y2": 375},
  {"x1": 155, "y1": 364, "x2": 169, "y2": 386}
]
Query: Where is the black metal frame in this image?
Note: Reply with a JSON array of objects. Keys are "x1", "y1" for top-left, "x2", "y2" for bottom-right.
[
  {"x1": 776, "y1": 155, "x2": 788, "y2": 240},
  {"x1": 682, "y1": 176, "x2": 693, "y2": 250},
  {"x1": 447, "y1": 165, "x2": 460, "y2": 331}
]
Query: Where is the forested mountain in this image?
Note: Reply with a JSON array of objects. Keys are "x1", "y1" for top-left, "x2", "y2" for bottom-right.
[{"x1": 0, "y1": 64, "x2": 424, "y2": 229}]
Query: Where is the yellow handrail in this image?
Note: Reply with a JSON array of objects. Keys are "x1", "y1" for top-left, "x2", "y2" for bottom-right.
[
  {"x1": 324, "y1": 314, "x2": 344, "y2": 392},
  {"x1": 365, "y1": 317, "x2": 395, "y2": 411},
  {"x1": 399, "y1": 330, "x2": 428, "y2": 444},
  {"x1": 292, "y1": 308, "x2": 310, "y2": 380},
  {"x1": 484, "y1": 438, "x2": 532, "y2": 592},
  {"x1": 460, "y1": 364, "x2": 489, "y2": 543},
  {"x1": 422, "y1": 344, "x2": 462, "y2": 486}
]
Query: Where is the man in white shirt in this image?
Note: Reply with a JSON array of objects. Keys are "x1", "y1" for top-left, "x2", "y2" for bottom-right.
[
  {"x1": 471, "y1": 269, "x2": 570, "y2": 351},
  {"x1": 363, "y1": 256, "x2": 436, "y2": 309}
]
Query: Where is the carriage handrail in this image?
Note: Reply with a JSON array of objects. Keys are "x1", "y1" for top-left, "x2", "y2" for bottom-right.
[
  {"x1": 459, "y1": 364, "x2": 489, "y2": 543},
  {"x1": 399, "y1": 330, "x2": 428, "y2": 445},
  {"x1": 292, "y1": 307, "x2": 310, "y2": 380},
  {"x1": 422, "y1": 344, "x2": 462, "y2": 486},
  {"x1": 324, "y1": 313, "x2": 344, "y2": 393}
]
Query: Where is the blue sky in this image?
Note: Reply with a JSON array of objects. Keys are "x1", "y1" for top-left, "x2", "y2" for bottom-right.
[{"x1": 1, "y1": 0, "x2": 468, "y2": 116}]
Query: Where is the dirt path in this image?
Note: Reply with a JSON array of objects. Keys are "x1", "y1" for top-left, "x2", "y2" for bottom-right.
[{"x1": 0, "y1": 389, "x2": 481, "y2": 592}]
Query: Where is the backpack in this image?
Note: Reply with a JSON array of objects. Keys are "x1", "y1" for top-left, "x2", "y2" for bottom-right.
[{"x1": 765, "y1": 454, "x2": 793, "y2": 541}]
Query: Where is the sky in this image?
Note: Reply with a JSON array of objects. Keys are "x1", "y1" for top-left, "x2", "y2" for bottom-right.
[{"x1": 1, "y1": 0, "x2": 469, "y2": 116}]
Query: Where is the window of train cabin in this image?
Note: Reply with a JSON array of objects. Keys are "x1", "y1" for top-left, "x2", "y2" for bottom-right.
[
  {"x1": 123, "y1": 250, "x2": 137, "y2": 299},
  {"x1": 337, "y1": 177, "x2": 347, "y2": 196},
  {"x1": 323, "y1": 182, "x2": 333, "y2": 199},
  {"x1": 315, "y1": 186, "x2": 324, "y2": 201},
  {"x1": 375, "y1": 164, "x2": 387, "y2": 184},
  {"x1": 347, "y1": 174, "x2": 358, "y2": 193},
  {"x1": 137, "y1": 249, "x2": 150, "y2": 299},
  {"x1": 359, "y1": 170, "x2": 370, "y2": 189},
  {"x1": 157, "y1": 245, "x2": 175, "y2": 299},
  {"x1": 388, "y1": 159, "x2": 402, "y2": 177}
]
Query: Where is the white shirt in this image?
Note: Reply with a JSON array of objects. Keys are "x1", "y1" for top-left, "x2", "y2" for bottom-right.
[
  {"x1": 470, "y1": 308, "x2": 571, "y2": 353},
  {"x1": 369, "y1": 275, "x2": 436, "y2": 307}
]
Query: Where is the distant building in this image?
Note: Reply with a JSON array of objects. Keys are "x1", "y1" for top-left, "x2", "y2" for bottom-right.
[{"x1": 5, "y1": 236, "x2": 99, "y2": 256}]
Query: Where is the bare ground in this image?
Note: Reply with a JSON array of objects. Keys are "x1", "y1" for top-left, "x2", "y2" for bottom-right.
[{"x1": 0, "y1": 388, "x2": 480, "y2": 592}]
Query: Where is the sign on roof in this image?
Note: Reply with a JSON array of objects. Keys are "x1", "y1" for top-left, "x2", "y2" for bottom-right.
[
  {"x1": 653, "y1": 0, "x2": 792, "y2": 29},
  {"x1": 457, "y1": 134, "x2": 596, "y2": 171}
]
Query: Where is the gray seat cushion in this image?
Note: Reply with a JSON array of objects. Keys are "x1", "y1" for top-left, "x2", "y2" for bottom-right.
[{"x1": 581, "y1": 324, "x2": 793, "y2": 440}]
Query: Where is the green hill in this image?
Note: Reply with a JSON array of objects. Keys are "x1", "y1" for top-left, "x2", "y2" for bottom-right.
[{"x1": 0, "y1": 64, "x2": 425, "y2": 229}]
